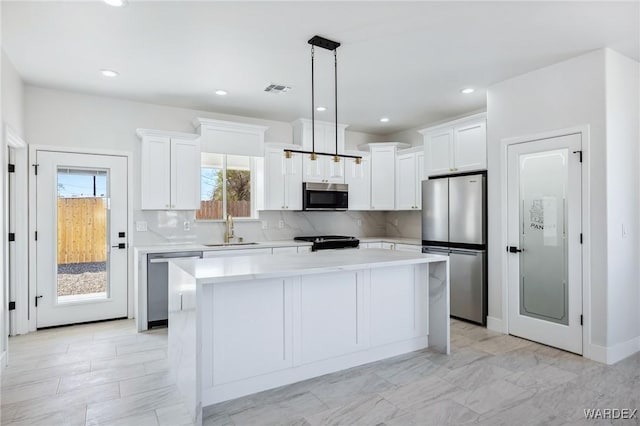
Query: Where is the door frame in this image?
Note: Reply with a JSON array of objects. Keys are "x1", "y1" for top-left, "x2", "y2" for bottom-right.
[
  {"x1": 28, "y1": 145, "x2": 133, "y2": 332},
  {"x1": 499, "y1": 125, "x2": 591, "y2": 358},
  {"x1": 5, "y1": 125, "x2": 28, "y2": 337}
]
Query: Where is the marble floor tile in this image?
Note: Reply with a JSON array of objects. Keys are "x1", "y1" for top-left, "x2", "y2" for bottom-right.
[
  {"x1": 381, "y1": 375, "x2": 461, "y2": 410},
  {"x1": 452, "y1": 378, "x2": 534, "y2": 415},
  {"x1": 119, "y1": 371, "x2": 176, "y2": 397},
  {"x1": 93, "y1": 411, "x2": 160, "y2": 426},
  {"x1": 58, "y1": 364, "x2": 149, "y2": 394},
  {"x1": 0, "y1": 377, "x2": 60, "y2": 405},
  {"x1": 1, "y1": 403, "x2": 88, "y2": 426},
  {"x1": 470, "y1": 334, "x2": 533, "y2": 355},
  {"x1": 504, "y1": 363, "x2": 578, "y2": 391},
  {"x1": 85, "y1": 385, "x2": 181, "y2": 424},
  {"x1": 156, "y1": 402, "x2": 194, "y2": 426},
  {"x1": 304, "y1": 394, "x2": 399, "y2": 426},
  {"x1": 385, "y1": 399, "x2": 479, "y2": 426},
  {"x1": 308, "y1": 372, "x2": 396, "y2": 408},
  {"x1": 440, "y1": 362, "x2": 512, "y2": 390},
  {"x1": 90, "y1": 348, "x2": 166, "y2": 371},
  {"x1": 229, "y1": 391, "x2": 328, "y2": 426}
]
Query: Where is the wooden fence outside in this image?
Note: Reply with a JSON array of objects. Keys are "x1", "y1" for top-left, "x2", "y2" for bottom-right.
[
  {"x1": 195, "y1": 200, "x2": 251, "y2": 220},
  {"x1": 57, "y1": 198, "x2": 107, "y2": 264}
]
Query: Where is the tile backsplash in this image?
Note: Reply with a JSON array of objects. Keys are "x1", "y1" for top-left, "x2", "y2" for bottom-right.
[
  {"x1": 384, "y1": 211, "x2": 422, "y2": 239},
  {"x1": 133, "y1": 210, "x2": 389, "y2": 246}
]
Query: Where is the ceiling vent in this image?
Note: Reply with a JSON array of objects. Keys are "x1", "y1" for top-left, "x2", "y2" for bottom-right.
[{"x1": 264, "y1": 84, "x2": 292, "y2": 94}]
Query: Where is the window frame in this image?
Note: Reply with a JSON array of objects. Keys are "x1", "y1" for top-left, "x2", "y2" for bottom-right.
[{"x1": 196, "y1": 153, "x2": 259, "y2": 222}]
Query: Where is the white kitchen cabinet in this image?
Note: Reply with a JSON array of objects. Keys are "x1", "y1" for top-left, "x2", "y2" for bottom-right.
[
  {"x1": 264, "y1": 145, "x2": 303, "y2": 211},
  {"x1": 138, "y1": 129, "x2": 201, "y2": 210},
  {"x1": 420, "y1": 113, "x2": 486, "y2": 177},
  {"x1": 370, "y1": 145, "x2": 397, "y2": 210},
  {"x1": 345, "y1": 153, "x2": 371, "y2": 211},
  {"x1": 292, "y1": 119, "x2": 348, "y2": 184},
  {"x1": 396, "y1": 149, "x2": 425, "y2": 210}
]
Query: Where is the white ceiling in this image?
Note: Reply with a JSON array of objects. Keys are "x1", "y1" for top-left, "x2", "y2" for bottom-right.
[{"x1": 3, "y1": 1, "x2": 639, "y2": 134}]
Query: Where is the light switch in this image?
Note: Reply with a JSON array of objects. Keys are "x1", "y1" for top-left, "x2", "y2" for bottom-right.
[
  {"x1": 135, "y1": 221, "x2": 148, "y2": 232},
  {"x1": 183, "y1": 221, "x2": 191, "y2": 231},
  {"x1": 278, "y1": 220, "x2": 285, "y2": 229}
]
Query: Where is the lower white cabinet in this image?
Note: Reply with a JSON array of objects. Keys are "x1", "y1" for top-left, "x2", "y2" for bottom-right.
[
  {"x1": 395, "y1": 243, "x2": 423, "y2": 253},
  {"x1": 360, "y1": 241, "x2": 422, "y2": 253}
]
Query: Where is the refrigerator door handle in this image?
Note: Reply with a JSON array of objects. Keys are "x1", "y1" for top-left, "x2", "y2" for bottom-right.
[{"x1": 450, "y1": 249, "x2": 479, "y2": 256}]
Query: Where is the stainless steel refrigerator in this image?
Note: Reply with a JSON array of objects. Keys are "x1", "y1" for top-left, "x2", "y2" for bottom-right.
[{"x1": 422, "y1": 173, "x2": 487, "y2": 325}]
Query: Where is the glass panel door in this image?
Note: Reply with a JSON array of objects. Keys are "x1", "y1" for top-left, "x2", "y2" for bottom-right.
[
  {"x1": 519, "y1": 149, "x2": 568, "y2": 324},
  {"x1": 56, "y1": 167, "x2": 109, "y2": 303}
]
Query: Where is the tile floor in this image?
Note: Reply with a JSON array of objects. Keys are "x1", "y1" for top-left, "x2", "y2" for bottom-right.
[{"x1": 1, "y1": 319, "x2": 638, "y2": 425}]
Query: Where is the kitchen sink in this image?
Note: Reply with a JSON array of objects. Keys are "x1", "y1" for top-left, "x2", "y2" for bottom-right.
[{"x1": 203, "y1": 242, "x2": 259, "y2": 247}]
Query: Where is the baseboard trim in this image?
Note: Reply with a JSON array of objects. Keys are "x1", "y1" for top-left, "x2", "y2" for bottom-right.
[
  {"x1": 486, "y1": 316, "x2": 505, "y2": 334},
  {"x1": 586, "y1": 337, "x2": 640, "y2": 364}
]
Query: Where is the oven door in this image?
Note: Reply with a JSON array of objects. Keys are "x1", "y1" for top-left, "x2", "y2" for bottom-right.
[{"x1": 303, "y1": 183, "x2": 348, "y2": 210}]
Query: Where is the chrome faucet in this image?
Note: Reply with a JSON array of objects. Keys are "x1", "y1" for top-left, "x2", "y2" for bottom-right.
[{"x1": 224, "y1": 214, "x2": 235, "y2": 243}]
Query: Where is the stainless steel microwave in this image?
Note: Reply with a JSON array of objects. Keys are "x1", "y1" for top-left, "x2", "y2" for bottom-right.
[{"x1": 302, "y1": 183, "x2": 348, "y2": 211}]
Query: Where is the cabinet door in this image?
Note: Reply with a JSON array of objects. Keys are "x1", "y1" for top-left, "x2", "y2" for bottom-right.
[
  {"x1": 285, "y1": 153, "x2": 303, "y2": 210},
  {"x1": 264, "y1": 149, "x2": 286, "y2": 210},
  {"x1": 453, "y1": 121, "x2": 487, "y2": 172},
  {"x1": 425, "y1": 129, "x2": 453, "y2": 176},
  {"x1": 345, "y1": 156, "x2": 370, "y2": 210},
  {"x1": 170, "y1": 138, "x2": 201, "y2": 210},
  {"x1": 302, "y1": 125, "x2": 325, "y2": 183},
  {"x1": 396, "y1": 153, "x2": 417, "y2": 210},
  {"x1": 141, "y1": 136, "x2": 171, "y2": 209},
  {"x1": 324, "y1": 158, "x2": 345, "y2": 184},
  {"x1": 370, "y1": 146, "x2": 396, "y2": 210},
  {"x1": 415, "y1": 152, "x2": 425, "y2": 209}
]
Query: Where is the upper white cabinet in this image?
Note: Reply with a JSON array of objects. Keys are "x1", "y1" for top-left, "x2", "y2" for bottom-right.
[
  {"x1": 345, "y1": 152, "x2": 371, "y2": 211},
  {"x1": 396, "y1": 148, "x2": 425, "y2": 210},
  {"x1": 420, "y1": 113, "x2": 486, "y2": 177},
  {"x1": 264, "y1": 144, "x2": 303, "y2": 211},
  {"x1": 137, "y1": 129, "x2": 201, "y2": 210},
  {"x1": 359, "y1": 142, "x2": 409, "y2": 210},
  {"x1": 292, "y1": 119, "x2": 348, "y2": 184}
]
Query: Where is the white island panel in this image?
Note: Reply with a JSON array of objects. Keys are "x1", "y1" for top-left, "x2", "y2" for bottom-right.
[{"x1": 168, "y1": 249, "x2": 449, "y2": 425}]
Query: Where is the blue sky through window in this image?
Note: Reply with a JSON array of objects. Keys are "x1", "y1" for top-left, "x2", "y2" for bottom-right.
[{"x1": 57, "y1": 173, "x2": 107, "y2": 198}]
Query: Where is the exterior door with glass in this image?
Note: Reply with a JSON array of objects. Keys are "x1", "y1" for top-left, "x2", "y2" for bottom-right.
[
  {"x1": 507, "y1": 133, "x2": 582, "y2": 354},
  {"x1": 35, "y1": 151, "x2": 128, "y2": 328}
]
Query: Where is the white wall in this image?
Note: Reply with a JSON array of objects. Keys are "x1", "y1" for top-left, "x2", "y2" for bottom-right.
[
  {"x1": 604, "y1": 50, "x2": 640, "y2": 351},
  {"x1": 2, "y1": 51, "x2": 23, "y2": 137},
  {"x1": 0, "y1": 3, "x2": 7, "y2": 367},
  {"x1": 487, "y1": 50, "x2": 608, "y2": 350}
]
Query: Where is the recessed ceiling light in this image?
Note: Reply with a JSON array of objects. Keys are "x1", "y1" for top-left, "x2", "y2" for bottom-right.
[
  {"x1": 460, "y1": 87, "x2": 475, "y2": 94},
  {"x1": 100, "y1": 69, "x2": 119, "y2": 78},
  {"x1": 379, "y1": 117, "x2": 390, "y2": 123},
  {"x1": 215, "y1": 90, "x2": 228, "y2": 96},
  {"x1": 103, "y1": 0, "x2": 127, "y2": 7},
  {"x1": 316, "y1": 106, "x2": 327, "y2": 112}
]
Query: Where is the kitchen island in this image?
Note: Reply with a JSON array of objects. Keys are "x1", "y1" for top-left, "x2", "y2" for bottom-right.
[{"x1": 168, "y1": 249, "x2": 450, "y2": 425}]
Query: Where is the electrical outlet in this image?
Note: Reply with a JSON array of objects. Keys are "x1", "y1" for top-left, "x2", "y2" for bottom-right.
[
  {"x1": 356, "y1": 219, "x2": 362, "y2": 227},
  {"x1": 278, "y1": 220, "x2": 285, "y2": 229},
  {"x1": 183, "y1": 221, "x2": 191, "y2": 231},
  {"x1": 135, "y1": 221, "x2": 148, "y2": 232},
  {"x1": 261, "y1": 221, "x2": 268, "y2": 230}
]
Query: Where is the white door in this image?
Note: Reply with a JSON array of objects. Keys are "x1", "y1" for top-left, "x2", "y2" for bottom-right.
[
  {"x1": 507, "y1": 133, "x2": 582, "y2": 354},
  {"x1": 285, "y1": 153, "x2": 303, "y2": 210},
  {"x1": 35, "y1": 151, "x2": 128, "y2": 328}
]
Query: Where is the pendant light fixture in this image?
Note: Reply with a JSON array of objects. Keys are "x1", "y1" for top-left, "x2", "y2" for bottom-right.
[{"x1": 284, "y1": 35, "x2": 362, "y2": 166}]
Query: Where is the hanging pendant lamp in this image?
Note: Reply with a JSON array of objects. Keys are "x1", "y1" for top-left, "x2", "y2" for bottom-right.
[{"x1": 284, "y1": 35, "x2": 362, "y2": 165}]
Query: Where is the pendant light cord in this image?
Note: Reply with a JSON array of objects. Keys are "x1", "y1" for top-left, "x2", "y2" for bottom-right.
[
  {"x1": 311, "y1": 45, "x2": 315, "y2": 154},
  {"x1": 334, "y1": 49, "x2": 338, "y2": 157}
]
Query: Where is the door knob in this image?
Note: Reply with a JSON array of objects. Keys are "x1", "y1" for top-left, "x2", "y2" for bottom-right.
[
  {"x1": 507, "y1": 246, "x2": 523, "y2": 253},
  {"x1": 112, "y1": 243, "x2": 126, "y2": 249}
]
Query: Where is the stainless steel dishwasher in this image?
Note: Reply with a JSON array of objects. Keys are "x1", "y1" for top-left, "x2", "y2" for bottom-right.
[{"x1": 147, "y1": 251, "x2": 203, "y2": 328}]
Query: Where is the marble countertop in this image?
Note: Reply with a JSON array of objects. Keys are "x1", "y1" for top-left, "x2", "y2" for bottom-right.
[
  {"x1": 360, "y1": 236, "x2": 422, "y2": 245},
  {"x1": 133, "y1": 240, "x2": 313, "y2": 255},
  {"x1": 171, "y1": 248, "x2": 447, "y2": 284}
]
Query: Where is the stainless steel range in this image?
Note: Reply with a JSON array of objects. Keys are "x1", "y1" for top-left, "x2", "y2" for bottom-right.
[{"x1": 294, "y1": 235, "x2": 359, "y2": 251}]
